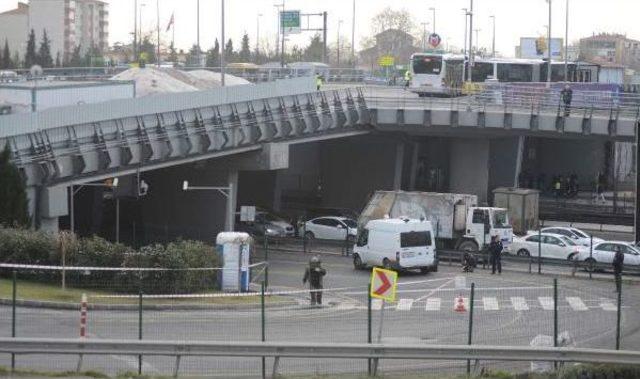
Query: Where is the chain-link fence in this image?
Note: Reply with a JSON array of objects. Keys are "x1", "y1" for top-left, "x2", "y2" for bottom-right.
[{"x1": 0, "y1": 262, "x2": 636, "y2": 378}]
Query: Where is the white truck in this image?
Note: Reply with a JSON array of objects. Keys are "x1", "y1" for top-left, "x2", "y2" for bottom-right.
[{"x1": 358, "y1": 191, "x2": 513, "y2": 252}]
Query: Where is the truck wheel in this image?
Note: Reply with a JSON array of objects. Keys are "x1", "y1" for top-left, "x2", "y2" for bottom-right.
[
  {"x1": 353, "y1": 254, "x2": 365, "y2": 270},
  {"x1": 458, "y1": 240, "x2": 479, "y2": 253}
]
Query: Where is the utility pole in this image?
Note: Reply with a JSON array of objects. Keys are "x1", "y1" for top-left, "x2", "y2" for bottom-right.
[
  {"x1": 197, "y1": 0, "x2": 200, "y2": 52},
  {"x1": 462, "y1": 9, "x2": 468, "y2": 81},
  {"x1": 134, "y1": 0, "x2": 138, "y2": 61},
  {"x1": 274, "y1": 4, "x2": 282, "y2": 58},
  {"x1": 429, "y1": 7, "x2": 436, "y2": 35},
  {"x1": 323, "y1": 12, "x2": 328, "y2": 64},
  {"x1": 280, "y1": 0, "x2": 285, "y2": 68},
  {"x1": 490, "y1": 15, "x2": 496, "y2": 57},
  {"x1": 156, "y1": 0, "x2": 160, "y2": 66},
  {"x1": 351, "y1": 0, "x2": 356, "y2": 67},
  {"x1": 337, "y1": 20, "x2": 343, "y2": 67},
  {"x1": 547, "y1": 0, "x2": 553, "y2": 87},
  {"x1": 221, "y1": 0, "x2": 226, "y2": 86},
  {"x1": 256, "y1": 13, "x2": 262, "y2": 56},
  {"x1": 468, "y1": 0, "x2": 474, "y2": 81},
  {"x1": 564, "y1": 0, "x2": 569, "y2": 82}
]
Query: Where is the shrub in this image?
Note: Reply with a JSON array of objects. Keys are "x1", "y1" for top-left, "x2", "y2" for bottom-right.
[
  {"x1": 560, "y1": 364, "x2": 640, "y2": 379},
  {"x1": 0, "y1": 227, "x2": 56, "y2": 264}
]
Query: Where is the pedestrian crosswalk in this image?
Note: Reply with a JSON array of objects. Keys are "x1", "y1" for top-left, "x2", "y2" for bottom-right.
[{"x1": 369, "y1": 296, "x2": 618, "y2": 312}]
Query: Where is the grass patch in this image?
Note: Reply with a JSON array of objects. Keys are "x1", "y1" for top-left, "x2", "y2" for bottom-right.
[
  {"x1": 0, "y1": 365, "x2": 108, "y2": 378},
  {"x1": 0, "y1": 278, "x2": 289, "y2": 306}
]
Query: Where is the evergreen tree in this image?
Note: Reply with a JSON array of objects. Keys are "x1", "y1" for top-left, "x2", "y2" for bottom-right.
[
  {"x1": 139, "y1": 36, "x2": 157, "y2": 64},
  {"x1": 239, "y1": 33, "x2": 251, "y2": 62},
  {"x1": 224, "y1": 38, "x2": 235, "y2": 63},
  {"x1": 206, "y1": 39, "x2": 220, "y2": 67},
  {"x1": 186, "y1": 44, "x2": 201, "y2": 66},
  {"x1": 0, "y1": 144, "x2": 30, "y2": 228},
  {"x1": 168, "y1": 41, "x2": 178, "y2": 62},
  {"x1": 37, "y1": 30, "x2": 54, "y2": 68},
  {"x1": 12, "y1": 51, "x2": 20, "y2": 68},
  {"x1": 24, "y1": 29, "x2": 37, "y2": 68},
  {"x1": 68, "y1": 45, "x2": 82, "y2": 67},
  {"x1": 303, "y1": 34, "x2": 324, "y2": 62}
]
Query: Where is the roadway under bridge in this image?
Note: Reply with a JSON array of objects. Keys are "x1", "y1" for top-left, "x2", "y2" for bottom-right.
[{"x1": 0, "y1": 79, "x2": 637, "y2": 243}]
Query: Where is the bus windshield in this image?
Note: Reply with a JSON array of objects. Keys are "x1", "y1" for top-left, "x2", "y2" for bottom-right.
[{"x1": 413, "y1": 55, "x2": 443, "y2": 75}]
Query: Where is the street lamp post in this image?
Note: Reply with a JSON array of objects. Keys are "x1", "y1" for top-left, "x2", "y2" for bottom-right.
[
  {"x1": 256, "y1": 13, "x2": 263, "y2": 56},
  {"x1": 351, "y1": 0, "x2": 356, "y2": 68},
  {"x1": 280, "y1": 0, "x2": 286, "y2": 68},
  {"x1": 468, "y1": 0, "x2": 474, "y2": 82},
  {"x1": 221, "y1": 0, "x2": 226, "y2": 86},
  {"x1": 134, "y1": 0, "x2": 138, "y2": 60},
  {"x1": 182, "y1": 181, "x2": 235, "y2": 231},
  {"x1": 546, "y1": 0, "x2": 552, "y2": 86},
  {"x1": 274, "y1": 4, "x2": 283, "y2": 59},
  {"x1": 429, "y1": 7, "x2": 436, "y2": 35},
  {"x1": 462, "y1": 9, "x2": 468, "y2": 82},
  {"x1": 197, "y1": 0, "x2": 200, "y2": 51},
  {"x1": 337, "y1": 20, "x2": 343, "y2": 67},
  {"x1": 490, "y1": 15, "x2": 496, "y2": 57},
  {"x1": 564, "y1": 0, "x2": 569, "y2": 82}
]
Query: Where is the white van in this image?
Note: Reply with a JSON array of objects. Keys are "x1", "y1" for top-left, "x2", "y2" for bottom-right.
[{"x1": 353, "y1": 218, "x2": 438, "y2": 273}]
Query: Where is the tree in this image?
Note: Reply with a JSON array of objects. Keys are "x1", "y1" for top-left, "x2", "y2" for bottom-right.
[
  {"x1": 12, "y1": 51, "x2": 20, "y2": 68},
  {"x1": 139, "y1": 36, "x2": 157, "y2": 64},
  {"x1": 55, "y1": 52, "x2": 61, "y2": 68},
  {"x1": 168, "y1": 41, "x2": 178, "y2": 62},
  {"x1": 206, "y1": 39, "x2": 220, "y2": 67},
  {"x1": 186, "y1": 44, "x2": 201, "y2": 66},
  {"x1": 224, "y1": 38, "x2": 235, "y2": 63},
  {"x1": 371, "y1": 7, "x2": 415, "y2": 34},
  {"x1": 303, "y1": 34, "x2": 324, "y2": 62},
  {"x1": 239, "y1": 33, "x2": 251, "y2": 62},
  {"x1": 37, "y1": 30, "x2": 54, "y2": 68},
  {"x1": 24, "y1": 29, "x2": 37, "y2": 68},
  {"x1": 0, "y1": 144, "x2": 30, "y2": 228},
  {"x1": 68, "y1": 45, "x2": 82, "y2": 67}
]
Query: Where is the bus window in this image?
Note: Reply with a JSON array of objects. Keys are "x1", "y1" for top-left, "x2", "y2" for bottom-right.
[
  {"x1": 472, "y1": 62, "x2": 494, "y2": 82},
  {"x1": 413, "y1": 55, "x2": 443, "y2": 74},
  {"x1": 497, "y1": 63, "x2": 534, "y2": 82}
]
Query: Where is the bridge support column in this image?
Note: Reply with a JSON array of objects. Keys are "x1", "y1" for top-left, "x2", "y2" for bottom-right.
[
  {"x1": 225, "y1": 169, "x2": 238, "y2": 232},
  {"x1": 39, "y1": 185, "x2": 68, "y2": 234},
  {"x1": 449, "y1": 138, "x2": 490, "y2": 204},
  {"x1": 393, "y1": 141, "x2": 405, "y2": 191}
]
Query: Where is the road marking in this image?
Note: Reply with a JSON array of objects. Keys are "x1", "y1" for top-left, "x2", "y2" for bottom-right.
[
  {"x1": 600, "y1": 300, "x2": 617, "y2": 312},
  {"x1": 371, "y1": 298, "x2": 383, "y2": 310},
  {"x1": 396, "y1": 298, "x2": 414, "y2": 311},
  {"x1": 482, "y1": 297, "x2": 500, "y2": 311},
  {"x1": 415, "y1": 278, "x2": 455, "y2": 302},
  {"x1": 566, "y1": 297, "x2": 588, "y2": 311},
  {"x1": 539, "y1": 297, "x2": 554, "y2": 311},
  {"x1": 425, "y1": 298, "x2": 441, "y2": 311},
  {"x1": 511, "y1": 297, "x2": 529, "y2": 311}
]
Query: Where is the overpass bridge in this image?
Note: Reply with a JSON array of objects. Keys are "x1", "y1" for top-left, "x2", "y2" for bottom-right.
[{"x1": 1, "y1": 78, "x2": 637, "y2": 235}]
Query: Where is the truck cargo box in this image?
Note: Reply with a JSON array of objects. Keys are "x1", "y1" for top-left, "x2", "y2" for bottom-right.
[{"x1": 359, "y1": 191, "x2": 478, "y2": 240}]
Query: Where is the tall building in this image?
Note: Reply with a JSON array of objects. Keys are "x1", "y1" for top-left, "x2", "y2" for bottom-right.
[
  {"x1": 0, "y1": 0, "x2": 108, "y2": 64},
  {"x1": 579, "y1": 33, "x2": 640, "y2": 69}
]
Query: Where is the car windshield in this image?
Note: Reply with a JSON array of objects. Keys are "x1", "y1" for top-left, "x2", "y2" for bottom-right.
[
  {"x1": 571, "y1": 229, "x2": 589, "y2": 238},
  {"x1": 492, "y1": 210, "x2": 510, "y2": 228},
  {"x1": 560, "y1": 236, "x2": 577, "y2": 246},
  {"x1": 342, "y1": 219, "x2": 357, "y2": 228}
]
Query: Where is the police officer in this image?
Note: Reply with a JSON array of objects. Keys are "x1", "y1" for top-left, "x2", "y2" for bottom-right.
[
  {"x1": 560, "y1": 84, "x2": 573, "y2": 117},
  {"x1": 404, "y1": 70, "x2": 412, "y2": 89},
  {"x1": 489, "y1": 235, "x2": 503, "y2": 275},
  {"x1": 613, "y1": 246, "x2": 625, "y2": 293},
  {"x1": 303, "y1": 256, "x2": 327, "y2": 305}
]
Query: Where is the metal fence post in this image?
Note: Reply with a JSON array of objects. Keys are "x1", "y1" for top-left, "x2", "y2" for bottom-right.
[
  {"x1": 466, "y1": 282, "x2": 475, "y2": 375},
  {"x1": 138, "y1": 279, "x2": 143, "y2": 375},
  {"x1": 11, "y1": 270, "x2": 16, "y2": 372},
  {"x1": 261, "y1": 282, "x2": 266, "y2": 379},
  {"x1": 264, "y1": 232, "x2": 269, "y2": 289},
  {"x1": 589, "y1": 235, "x2": 593, "y2": 280},
  {"x1": 367, "y1": 283, "x2": 372, "y2": 376},
  {"x1": 303, "y1": 221, "x2": 307, "y2": 254},
  {"x1": 616, "y1": 282, "x2": 622, "y2": 350},
  {"x1": 538, "y1": 229, "x2": 542, "y2": 274},
  {"x1": 553, "y1": 278, "x2": 558, "y2": 347}
]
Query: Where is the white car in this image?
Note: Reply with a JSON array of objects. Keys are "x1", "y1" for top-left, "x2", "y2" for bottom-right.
[
  {"x1": 540, "y1": 227, "x2": 604, "y2": 247},
  {"x1": 304, "y1": 217, "x2": 358, "y2": 241},
  {"x1": 575, "y1": 241, "x2": 640, "y2": 271},
  {"x1": 510, "y1": 233, "x2": 587, "y2": 260}
]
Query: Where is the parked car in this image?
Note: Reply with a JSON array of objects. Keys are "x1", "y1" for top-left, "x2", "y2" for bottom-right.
[
  {"x1": 509, "y1": 232, "x2": 588, "y2": 260},
  {"x1": 304, "y1": 216, "x2": 358, "y2": 241},
  {"x1": 540, "y1": 227, "x2": 604, "y2": 247},
  {"x1": 575, "y1": 241, "x2": 640, "y2": 272},
  {"x1": 304, "y1": 207, "x2": 359, "y2": 221},
  {"x1": 353, "y1": 218, "x2": 438, "y2": 273},
  {"x1": 235, "y1": 212, "x2": 295, "y2": 238}
]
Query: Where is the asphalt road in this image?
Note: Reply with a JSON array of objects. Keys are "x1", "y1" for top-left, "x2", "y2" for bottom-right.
[{"x1": 0, "y1": 250, "x2": 638, "y2": 378}]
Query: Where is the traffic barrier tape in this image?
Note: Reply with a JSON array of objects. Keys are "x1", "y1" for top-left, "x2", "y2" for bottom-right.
[{"x1": 0, "y1": 262, "x2": 268, "y2": 272}]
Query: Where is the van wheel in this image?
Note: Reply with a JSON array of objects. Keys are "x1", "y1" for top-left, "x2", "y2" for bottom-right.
[
  {"x1": 382, "y1": 258, "x2": 392, "y2": 270},
  {"x1": 353, "y1": 254, "x2": 365, "y2": 270}
]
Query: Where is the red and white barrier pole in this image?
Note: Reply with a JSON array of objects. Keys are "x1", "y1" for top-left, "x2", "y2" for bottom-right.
[{"x1": 79, "y1": 293, "x2": 88, "y2": 338}]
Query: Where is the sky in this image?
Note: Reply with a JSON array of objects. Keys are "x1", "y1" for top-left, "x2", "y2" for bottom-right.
[{"x1": 1, "y1": 0, "x2": 639, "y2": 57}]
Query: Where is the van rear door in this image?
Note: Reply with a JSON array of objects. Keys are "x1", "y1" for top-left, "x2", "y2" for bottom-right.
[{"x1": 399, "y1": 230, "x2": 434, "y2": 268}]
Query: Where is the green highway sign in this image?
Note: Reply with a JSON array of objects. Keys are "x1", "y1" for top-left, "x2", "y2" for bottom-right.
[{"x1": 280, "y1": 10, "x2": 301, "y2": 34}]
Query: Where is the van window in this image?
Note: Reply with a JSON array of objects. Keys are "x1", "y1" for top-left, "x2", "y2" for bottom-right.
[
  {"x1": 357, "y1": 229, "x2": 369, "y2": 247},
  {"x1": 400, "y1": 231, "x2": 432, "y2": 248}
]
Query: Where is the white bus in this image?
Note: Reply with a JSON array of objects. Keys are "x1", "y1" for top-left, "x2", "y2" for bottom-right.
[{"x1": 409, "y1": 53, "x2": 465, "y2": 96}]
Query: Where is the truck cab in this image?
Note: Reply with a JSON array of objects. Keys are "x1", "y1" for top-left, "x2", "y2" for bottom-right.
[{"x1": 459, "y1": 207, "x2": 513, "y2": 252}]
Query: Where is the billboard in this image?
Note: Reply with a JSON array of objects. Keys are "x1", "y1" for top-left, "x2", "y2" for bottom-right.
[
  {"x1": 519, "y1": 37, "x2": 564, "y2": 59},
  {"x1": 280, "y1": 10, "x2": 301, "y2": 34}
]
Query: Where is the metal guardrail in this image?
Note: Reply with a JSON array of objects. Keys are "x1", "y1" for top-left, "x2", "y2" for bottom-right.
[{"x1": 2, "y1": 338, "x2": 640, "y2": 366}]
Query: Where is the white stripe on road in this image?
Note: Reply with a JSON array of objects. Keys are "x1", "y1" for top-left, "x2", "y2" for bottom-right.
[
  {"x1": 372, "y1": 299, "x2": 383, "y2": 310},
  {"x1": 511, "y1": 297, "x2": 529, "y2": 311},
  {"x1": 425, "y1": 298, "x2": 441, "y2": 311},
  {"x1": 483, "y1": 297, "x2": 500, "y2": 311},
  {"x1": 539, "y1": 297, "x2": 555, "y2": 311},
  {"x1": 600, "y1": 300, "x2": 617, "y2": 312},
  {"x1": 396, "y1": 298, "x2": 414, "y2": 311},
  {"x1": 566, "y1": 297, "x2": 588, "y2": 311}
]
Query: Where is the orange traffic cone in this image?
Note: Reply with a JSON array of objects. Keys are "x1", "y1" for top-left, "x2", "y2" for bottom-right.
[{"x1": 454, "y1": 295, "x2": 466, "y2": 313}]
